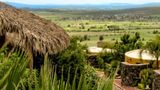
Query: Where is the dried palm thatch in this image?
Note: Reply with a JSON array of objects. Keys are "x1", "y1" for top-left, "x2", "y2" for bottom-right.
[{"x1": 0, "y1": 2, "x2": 70, "y2": 55}]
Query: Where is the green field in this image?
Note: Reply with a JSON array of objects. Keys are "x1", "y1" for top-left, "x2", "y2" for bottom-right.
[{"x1": 33, "y1": 10, "x2": 160, "y2": 46}]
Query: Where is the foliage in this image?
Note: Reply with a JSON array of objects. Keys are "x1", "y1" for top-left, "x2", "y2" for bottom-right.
[
  {"x1": 139, "y1": 69, "x2": 154, "y2": 89},
  {"x1": 84, "y1": 35, "x2": 90, "y2": 41},
  {"x1": 153, "y1": 30, "x2": 160, "y2": 34},
  {"x1": 99, "y1": 35, "x2": 104, "y2": 41},
  {"x1": 35, "y1": 60, "x2": 116, "y2": 90},
  {"x1": 82, "y1": 65, "x2": 98, "y2": 88},
  {"x1": 50, "y1": 36, "x2": 87, "y2": 83},
  {"x1": 145, "y1": 35, "x2": 160, "y2": 69},
  {"x1": 108, "y1": 25, "x2": 121, "y2": 31},
  {"x1": 114, "y1": 32, "x2": 143, "y2": 61},
  {"x1": 97, "y1": 52, "x2": 119, "y2": 76},
  {"x1": 138, "y1": 83, "x2": 145, "y2": 90},
  {"x1": 110, "y1": 60, "x2": 120, "y2": 69},
  {"x1": 0, "y1": 37, "x2": 116, "y2": 90},
  {"x1": 102, "y1": 41, "x2": 114, "y2": 49},
  {"x1": 0, "y1": 49, "x2": 115, "y2": 90},
  {"x1": 98, "y1": 52, "x2": 115, "y2": 64},
  {"x1": 0, "y1": 49, "x2": 28, "y2": 90},
  {"x1": 96, "y1": 56, "x2": 106, "y2": 69}
]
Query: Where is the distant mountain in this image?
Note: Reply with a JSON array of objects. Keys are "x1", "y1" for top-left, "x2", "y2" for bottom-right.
[
  {"x1": 5, "y1": 2, "x2": 160, "y2": 10},
  {"x1": 6, "y1": 2, "x2": 64, "y2": 9}
]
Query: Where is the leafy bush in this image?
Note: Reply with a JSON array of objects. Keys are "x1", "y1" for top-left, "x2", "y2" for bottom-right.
[
  {"x1": 145, "y1": 35, "x2": 160, "y2": 69},
  {"x1": 101, "y1": 41, "x2": 114, "y2": 49},
  {"x1": 114, "y1": 32, "x2": 143, "y2": 61},
  {"x1": 99, "y1": 35, "x2": 104, "y2": 41},
  {"x1": 110, "y1": 60, "x2": 120, "y2": 69},
  {"x1": 50, "y1": 36, "x2": 87, "y2": 83},
  {"x1": 108, "y1": 25, "x2": 120, "y2": 31},
  {"x1": 98, "y1": 52, "x2": 115, "y2": 63},
  {"x1": 153, "y1": 30, "x2": 160, "y2": 34},
  {"x1": 96, "y1": 56, "x2": 106, "y2": 69},
  {"x1": 139, "y1": 69, "x2": 154, "y2": 89}
]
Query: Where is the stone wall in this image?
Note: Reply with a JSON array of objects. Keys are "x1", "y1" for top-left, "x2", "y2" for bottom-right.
[
  {"x1": 152, "y1": 70, "x2": 160, "y2": 90},
  {"x1": 121, "y1": 62, "x2": 148, "y2": 86},
  {"x1": 87, "y1": 54, "x2": 98, "y2": 67}
]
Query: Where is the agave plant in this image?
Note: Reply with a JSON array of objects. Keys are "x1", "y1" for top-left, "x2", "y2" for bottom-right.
[
  {"x1": 36, "y1": 59, "x2": 116, "y2": 90},
  {"x1": 0, "y1": 49, "x2": 29, "y2": 90},
  {"x1": 0, "y1": 47, "x2": 116, "y2": 90}
]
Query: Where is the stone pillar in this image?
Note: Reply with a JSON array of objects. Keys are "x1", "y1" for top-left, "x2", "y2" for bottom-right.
[
  {"x1": 152, "y1": 70, "x2": 160, "y2": 90},
  {"x1": 121, "y1": 62, "x2": 148, "y2": 86}
]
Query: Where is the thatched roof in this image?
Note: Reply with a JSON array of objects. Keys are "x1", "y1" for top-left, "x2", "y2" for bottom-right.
[{"x1": 0, "y1": 2, "x2": 70, "y2": 55}]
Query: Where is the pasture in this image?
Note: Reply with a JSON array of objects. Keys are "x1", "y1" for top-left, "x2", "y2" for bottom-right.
[{"x1": 33, "y1": 10, "x2": 160, "y2": 46}]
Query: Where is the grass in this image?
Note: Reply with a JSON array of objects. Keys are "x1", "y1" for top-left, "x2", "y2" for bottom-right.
[
  {"x1": 68, "y1": 29, "x2": 157, "y2": 46},
  {"x1": 32, "y1": 10, "x2": 160, "y2": 46}
]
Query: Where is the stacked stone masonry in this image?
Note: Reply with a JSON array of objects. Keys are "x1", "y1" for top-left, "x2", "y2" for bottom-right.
[{"x1": 121, "y1": 62, "x2": 148, "y2": 86}]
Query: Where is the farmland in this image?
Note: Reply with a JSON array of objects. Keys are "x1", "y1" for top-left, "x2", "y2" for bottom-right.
[{"x1": 32, "y1": 8, "x2": 160, "y2": 46}]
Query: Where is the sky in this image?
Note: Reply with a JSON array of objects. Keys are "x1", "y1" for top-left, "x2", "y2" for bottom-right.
[{"x1": 1, "y1": 0, "x2": 160, "y2": 5}]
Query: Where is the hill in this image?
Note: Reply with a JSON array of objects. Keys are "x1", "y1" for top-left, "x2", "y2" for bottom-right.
[{"x1": 31, "y1": 7, "x2": 160, "y2": 21}]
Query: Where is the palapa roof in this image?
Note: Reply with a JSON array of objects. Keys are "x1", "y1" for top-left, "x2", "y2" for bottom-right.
[{"x1": 0, "y1": 2, "x2": 70, "y2": 55}]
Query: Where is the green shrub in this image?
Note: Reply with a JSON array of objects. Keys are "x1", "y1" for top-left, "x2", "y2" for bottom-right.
[
  {"x1": 110, "y1": 60, "x2": 120, "y2": 69},
  {"x1": 51, "y1": 36, "x2": 87, "y2": 83},
  {"x1": 114, "y1": 32, "x2": 143, "y2": 61},
  {"x1": 139, "y1": 69, "x2": 154, "y2": 89},
  {"x1": 96, "y1": 56, "x2": 105, "y2": 69},
  {"x1": 99, "y1": 35, "x2": 104, "y2": 41},
  {"x1": 107, "y1": 25, "x2": 120, "y2": 31},
  {"x1": 98, "y1": 52, "x2": 114, "y2": 63},
  {"x1": 102, "y1": 41, "x2": 114, "y2": 48},
  {"x1": 138, "y1": 83, "x2": 145, "y2": 90}
]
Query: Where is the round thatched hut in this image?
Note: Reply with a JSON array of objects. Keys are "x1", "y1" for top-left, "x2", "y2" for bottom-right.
[{"x1": 0, "y1": 2, "x2": 70, "y2": 68}]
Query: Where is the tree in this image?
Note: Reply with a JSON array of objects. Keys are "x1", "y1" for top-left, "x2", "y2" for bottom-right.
[
  {"x1": 108, "y1": 25, "x2": 120, "y2": 32},
  {"x1": 67, "y1": 24, "x2": 71, "y2": 27},
  {"x1": 99, "y1": 35, "x2": 104, "y2": 41},
  {"x1": 120, "y1": 34, "x2": 130, "y2": 44},
  {"x1": 114, "y1": 32, "x2": 143, "y2": 61},
  {"x1": 145, "y1": 35, "x2": 160, "y2": 69}
]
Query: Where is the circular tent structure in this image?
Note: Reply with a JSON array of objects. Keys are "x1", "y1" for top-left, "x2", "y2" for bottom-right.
[
  {"x1": 125, "y1": 49, "x2": 160, "y2": 64},
  {"x1": 87, "y1": 46, "x2": 115, "y2": 55},
  {"x1": 0, "y1": 2, "x2": 70, "y2": 55}
]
